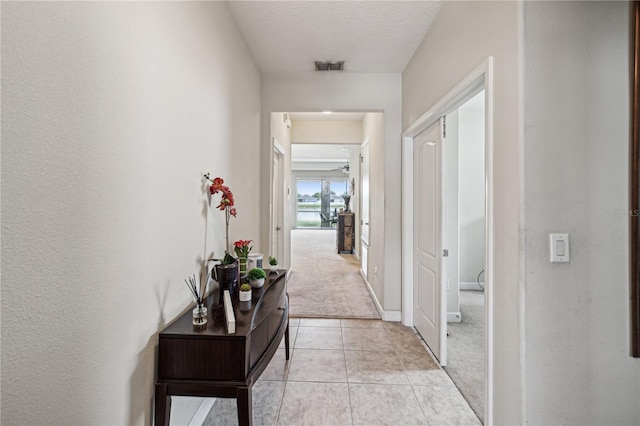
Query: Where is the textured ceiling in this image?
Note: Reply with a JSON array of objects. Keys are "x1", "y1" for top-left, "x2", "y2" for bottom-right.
[{"x1": 227, "y1": 1, "x2": 443, "y2": 74}]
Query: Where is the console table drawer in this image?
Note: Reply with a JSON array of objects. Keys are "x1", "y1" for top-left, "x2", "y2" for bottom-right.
[
  {"x1": 268, "y1": 292, "x2": 286, "y2": 341},
  {"x1": 158, "y1": 337, "x2": 245, "y2": 381}
]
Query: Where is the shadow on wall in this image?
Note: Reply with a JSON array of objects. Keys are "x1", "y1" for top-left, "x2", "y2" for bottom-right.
[
  {"x1": 129, "y1": 334, "x2": 159, "y2": 425},
  {"x1": 130, "y1": 187, "x2": 216, "y2": 423},
  {"x1": 127, "y1": 281, "x2": 173, "y2": 424}
]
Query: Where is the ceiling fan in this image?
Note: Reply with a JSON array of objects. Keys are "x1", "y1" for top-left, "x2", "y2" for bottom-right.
[
  {"x1": 330, "y1": 148, "x2": 351, "y2": 174},
  {"x1": 330, "y1": 161, "x2": 350, "y2": 174}
]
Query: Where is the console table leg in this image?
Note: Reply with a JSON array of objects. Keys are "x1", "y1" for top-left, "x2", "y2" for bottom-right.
[
  {"x1": 285, "y1": 321, "x2": 290, "y2": 360},
  {"x1": 154, "y1": 383, "x2": 171, "y2": 426},
  {"x1": 237, "y1": 386, "x2": 252, "y2": 426}
]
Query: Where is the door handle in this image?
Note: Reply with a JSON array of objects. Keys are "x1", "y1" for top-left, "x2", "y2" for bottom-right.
[
  {"x1": 276, "y1": 226, "x2": 282, "y2": 231},
  {"x1": 443, "y1": 249, "x2": 449, "y2": 257}
]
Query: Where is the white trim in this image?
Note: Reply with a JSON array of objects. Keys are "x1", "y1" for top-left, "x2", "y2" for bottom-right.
[
  {"x1": 189, "y1": 398, "x2": 216, "y2": 426},
  {"x1": 401, "y1": 132, "x2": 414, "y2": 327},
  {"x1": 358, "y1": 270, "x2": 400, "y2": 322},
  {"x1": 360, "y1": 270, "x2": 382, "y2": 317},
  {"x1": 352, "y1": 248, "x2": 360, "y2": 261},
  {"x1": 460, "y1": 282, "x2": 485, "y2": 291},
  {"x1": 447, "y1": 312, "x2": 462, "y2": 323},
  {"x1": 401, "y1": 56, "x2": 494, "y2": 425},
  {"x1": 384, "y1": 311, "x2": 402, "y2": 322},
  {"x1": 484, "y1": 56, "x2": 496, "y2": 426},
  {"x1": 273, "y1": 137, "x2": 285, "y2": 155},
  {"x1": 168, "y1": 397, "x2": 215, "y2": 426}
]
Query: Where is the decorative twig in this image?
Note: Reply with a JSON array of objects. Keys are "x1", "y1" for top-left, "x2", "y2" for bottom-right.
[{"x1": 184, "y1": 273, "x2": 207, "y2": 306}]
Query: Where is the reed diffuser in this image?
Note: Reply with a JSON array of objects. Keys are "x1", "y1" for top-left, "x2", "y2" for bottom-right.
[{"x1": 184, "y1": 273, "x2": 208, "y2": 326}]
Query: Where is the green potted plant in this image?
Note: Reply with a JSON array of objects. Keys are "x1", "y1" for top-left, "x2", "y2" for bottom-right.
[
  {"x1": 247, "y1": 267, "x2": 267, "y2": 288},
  {"x1": 239, "y1": 283, "x2": 252, "y2": 302},
  {"x1": 268, "y1": 256, "x2": 278, "y2": 272}
]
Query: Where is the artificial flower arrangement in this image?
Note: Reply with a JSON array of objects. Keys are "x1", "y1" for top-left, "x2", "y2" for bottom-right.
[
  {"x1": 234, "y1": 239, "x2": 253, "y2": 258},
  {"x1": 204, "y1": 174, "x2": 237, "y2": 265},
  {"x1": 204, "y1": 173, "x2": 236, "y2": 255}
]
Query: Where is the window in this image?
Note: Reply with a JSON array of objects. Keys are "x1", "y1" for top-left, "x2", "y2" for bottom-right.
[{"x1": 296, "y1": 179, "x2": 348, "y2": 228}]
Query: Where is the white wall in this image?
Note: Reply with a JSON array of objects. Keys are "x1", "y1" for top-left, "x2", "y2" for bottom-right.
[
  {"x1": 403, "y1": 1, "x2": 522, "y2": 423},
  {"x1": 362, "y1": 112, "x2": 387, "y2": 306},
  {"x1": 262, "y1": 73, "x2": 402, "y2": 315},
  {"x1": 523, "y1": 2, "x2": 639, "y2": 424},
  {"x1": 1, "y1": 2, "x2": 261, "y2": 424},
  {"x1": 458, "y1": 91, "x2": 486, "y2": 283},
  {"x1": 291, "y1": 120, "x2": 362, "y2": 144}
]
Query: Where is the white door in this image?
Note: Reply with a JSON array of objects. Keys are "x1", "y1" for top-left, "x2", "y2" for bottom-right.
[
  {"x1": 360, "y1": 136, "x2": 370, "y2": 278},
  {"x1": 272, "y1": 140, "x2": 285, "y2": 265},
  {"x1": 413, "y1": 119, "x2": 446, "y2": 364}
]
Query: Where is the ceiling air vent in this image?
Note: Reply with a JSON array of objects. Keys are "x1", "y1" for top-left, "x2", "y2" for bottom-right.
[{"x1": 315, "y1": 61, "x2": 344, "y2": 71}]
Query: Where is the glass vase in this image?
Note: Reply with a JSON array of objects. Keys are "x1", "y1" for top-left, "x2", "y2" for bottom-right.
[
  {"x1": 192, "y1": 304, "x2": 208, "y2": 326},
  {"x1": 239, "y1": 257, "x2": 248, "y2": 278}
]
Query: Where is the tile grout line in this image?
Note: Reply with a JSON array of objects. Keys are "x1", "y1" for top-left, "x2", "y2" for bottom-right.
[
  {"x1": 274, "y1": 346, "x2": 293, "y2": 426},
  {"x1": 343, "y1": 330, "x2": 355, "y2": 426}
]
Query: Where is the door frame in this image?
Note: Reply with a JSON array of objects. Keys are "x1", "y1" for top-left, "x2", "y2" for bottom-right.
[
  {"x1": 359, "y1": 135, "x2": 370, "y2": 279},
  {"x1": 401, "y1": 57, "x2": 494, "y2": 424},
  {"x1": 270, "y1": 137, "x2": 286, "y2": 268}
]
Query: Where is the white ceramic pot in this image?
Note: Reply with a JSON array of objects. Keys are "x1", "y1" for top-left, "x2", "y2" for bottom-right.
[
  {"x1": 239, "y1": 290, "x2": 252, "y2": 301},
  {"x1": 249, "y1": 277, "x2": 265, "y2": 288},
  {"x1": 269, "y1": 264, "x2": 278, "y2": 272}
]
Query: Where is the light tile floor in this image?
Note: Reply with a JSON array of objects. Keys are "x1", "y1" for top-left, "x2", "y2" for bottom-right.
[{"x1": 203, "y1": 318, "x2": 481, "y2": 426}]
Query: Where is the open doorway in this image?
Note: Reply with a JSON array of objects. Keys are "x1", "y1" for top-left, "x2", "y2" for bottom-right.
[
  {"x1": 402, "y1": 58, "x2": 493, "y2": 424},
  {"x1": 443, "y1": 90, "x2": 486, "y2": 422},
  {"x1": 270, "y1": 111, "x2": 381, "y2": 319}
]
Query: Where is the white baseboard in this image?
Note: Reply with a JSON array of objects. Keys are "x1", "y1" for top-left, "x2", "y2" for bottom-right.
[
  {"x1": 447, "y1": 312, "x2": 462, "y2": 323},
  {"x1": 460, "y1": 281, "x2": 485, "y2": 291},
  {"x1": 384, "y1": 310, "x2": 402, "y2": 322},
  {"x1": 359, "y1": 270, "x2": 401, "y2": 322},
  {"x1": 189, "y1": 398, "x2": 216, "y2": 425},
  {"x1": 169, "y1": 397, "x2": 215, "y2": 426}
]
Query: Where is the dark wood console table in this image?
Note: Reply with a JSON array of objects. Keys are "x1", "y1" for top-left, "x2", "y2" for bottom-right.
[{"x1": 155, "y1": 270, "x2": 289, "y2": 426}]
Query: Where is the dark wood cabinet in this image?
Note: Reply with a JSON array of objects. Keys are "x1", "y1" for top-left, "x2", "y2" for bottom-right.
[
  {"x1": 337, "y1": 212, "x2": 355, "y2": 254},
  {"x1": 155, "y1": 271, "x2": 289, "y2": 426}
]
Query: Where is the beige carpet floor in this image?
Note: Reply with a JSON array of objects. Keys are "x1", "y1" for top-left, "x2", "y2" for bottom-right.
[{"x1": 288, "y1": 229, "x2": 380, "y2": 319}]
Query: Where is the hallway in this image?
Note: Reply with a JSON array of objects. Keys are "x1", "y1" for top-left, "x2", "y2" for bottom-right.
[
  {"x1": 203, "y1": 318, "x2": 480, "y2": 425},
  {"x1": 287, "y1": 230, "x2": 379, "y2": 319}
]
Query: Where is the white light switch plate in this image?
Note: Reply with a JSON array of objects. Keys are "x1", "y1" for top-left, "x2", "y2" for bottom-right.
[{"x1": 550, "y1": 233, "x2": 570, "y2": 262}]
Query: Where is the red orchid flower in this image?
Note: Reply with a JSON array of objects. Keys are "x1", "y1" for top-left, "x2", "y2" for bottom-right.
[{"x1": 204, "y1": 174, "x2": 237, "y2": 253}]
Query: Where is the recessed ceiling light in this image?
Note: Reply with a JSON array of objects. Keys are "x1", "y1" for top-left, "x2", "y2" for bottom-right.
[{"x1": 322, "y1": 111, "x2": 333, "y2": 115}]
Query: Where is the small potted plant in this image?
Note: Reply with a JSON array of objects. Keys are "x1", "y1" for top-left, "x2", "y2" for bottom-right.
[
  {"x1": 247, "y1": 267, "x2": 267, "y2": 288},
  {"x1": 239, "y1": 283, "x2": 252, "y2": 301},
  {"x1": 268, "y1": 256, "x2": 278, "y2": 272}
]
